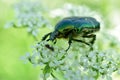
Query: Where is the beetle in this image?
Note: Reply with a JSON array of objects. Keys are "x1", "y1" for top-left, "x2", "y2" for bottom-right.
[{"x1": 42, "y1": 16, "x2": 100, "y2": 51}]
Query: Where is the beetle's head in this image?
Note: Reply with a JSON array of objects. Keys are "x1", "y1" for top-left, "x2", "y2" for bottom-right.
[{"x1": 49, "y1": 30, "x2": 59, "y2": 41}]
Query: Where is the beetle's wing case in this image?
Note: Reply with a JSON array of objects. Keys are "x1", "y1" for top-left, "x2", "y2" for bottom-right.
[
  {"x1": 54, "y1": 16, "x2": 100, "y2": 34},
  {"x1": 63, "y1": 17, "x2": 99, "y2": 27},
  {"x1": 71, "y1": 17, "x2": 100, "y2": 32}
]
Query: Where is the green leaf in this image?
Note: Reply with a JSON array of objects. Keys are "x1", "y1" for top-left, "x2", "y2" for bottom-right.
[
  {"x1": 52, "y1": 70, "x2": 66, "y2": 80},
  {"x1": 43, "y1": 64, "x2": 52, "y2": 74}
]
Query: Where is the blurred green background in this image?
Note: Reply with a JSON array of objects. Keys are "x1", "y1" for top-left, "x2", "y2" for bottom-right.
[{"x1": 0, "y1": 0, "x2": 120, "y2": 80}]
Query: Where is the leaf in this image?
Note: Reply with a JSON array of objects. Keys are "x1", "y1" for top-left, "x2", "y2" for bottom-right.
[
  {"x1": 43, "y1": 64, "x2": 52, "y2": 74},
  {"x1": 52, "y1": 70, "x2": 66, "y2": 80}
]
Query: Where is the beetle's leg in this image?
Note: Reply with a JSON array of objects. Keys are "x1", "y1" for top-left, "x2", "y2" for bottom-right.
[
  {"x1": 82, "y1": 34, "x2": 96, "y2": 45},
  {"x1": 42, "y1": 32, "x2": 52, "y2": 41},
  {"x1": 41, "y1": 32, "x2": 55, "y2": 51},
  {"x1": 72, "y1": 38, "x2": 90, "y2": 46},
  {"x1": 91, "y1": 34, "x2": 96, "y2": 44},
  {"x1": 66, "y1": 39, "x2": 72, "y2": 51},
  {"x1": 72, "y1": 38, "x2": 93, "y2": 50},
  {"x1": 66, "y1": 34, "x2": 72, "y2": 51}
]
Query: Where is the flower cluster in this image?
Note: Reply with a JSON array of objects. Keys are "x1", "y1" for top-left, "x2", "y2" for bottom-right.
[
  {"x1": 79, "y1": 50, "x2": 119, "y2": 80},
  {"x1": 11, "y1": 2, "x2": 120, "y2": 80},
  {"x1": 50, "y1": 3, "x2": 102, "y2": 20},
  {"x1": 22, "y1": 40, "x2": 120, "y2": 80},
  {"x1": 5, "y1": 1, "x2": 51, "y2": 39},
  {"x1": 27, "y1": 41, "x2": 68, "y2": 79}
]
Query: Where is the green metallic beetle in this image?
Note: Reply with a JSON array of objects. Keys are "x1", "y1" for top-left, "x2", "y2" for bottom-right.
[{"x1": 42, "y1": 17, "x2": 100, "y2": 51}]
